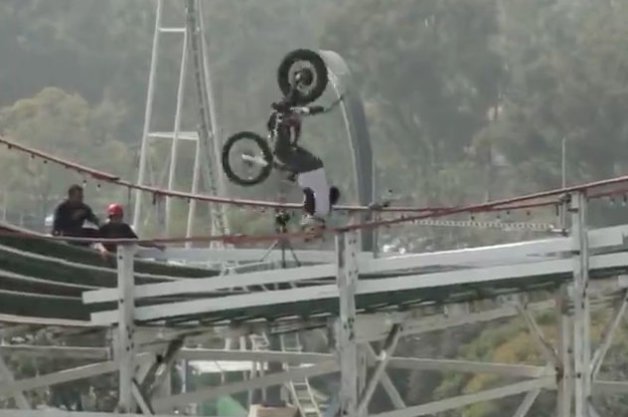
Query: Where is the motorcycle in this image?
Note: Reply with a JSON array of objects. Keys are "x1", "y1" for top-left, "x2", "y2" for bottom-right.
[{"x1": 221, "y1": 49, "x2": 334, "y2": 186}]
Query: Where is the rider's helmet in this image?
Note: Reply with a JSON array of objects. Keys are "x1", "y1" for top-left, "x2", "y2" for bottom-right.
[{"x1": 107, "y1": 203, "x2": 124, "y2": 218}]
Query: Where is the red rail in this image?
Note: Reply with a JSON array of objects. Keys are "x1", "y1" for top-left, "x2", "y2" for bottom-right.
[
  {"x1": 0, "y1": 135, "x2": 543, "y2": 214},
  {"x1": 2, "y1": 134, "x2": 628, "y2": 238}
]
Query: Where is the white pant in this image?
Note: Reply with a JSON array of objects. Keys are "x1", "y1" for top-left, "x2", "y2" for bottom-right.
[{"x1": 297, "y1": 168, "x2": 330, "y2": 217}]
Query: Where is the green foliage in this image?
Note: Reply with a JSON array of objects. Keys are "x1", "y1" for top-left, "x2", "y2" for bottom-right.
[{"x1": 0, "y1": 87, "x2": 132, "y2": 225}]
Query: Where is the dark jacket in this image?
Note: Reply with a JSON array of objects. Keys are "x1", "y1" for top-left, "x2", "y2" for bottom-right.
[
  {"x1": 52, "y1": 200, "x2": 100, "y2": 237},
  {"x1": 98, "y1": 221, "x2": 138, "y2": 253}
]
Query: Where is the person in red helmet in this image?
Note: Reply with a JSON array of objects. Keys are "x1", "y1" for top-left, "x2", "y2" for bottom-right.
[{"x1": 97, "y1": 203, "x2": 163, "y2": 257}]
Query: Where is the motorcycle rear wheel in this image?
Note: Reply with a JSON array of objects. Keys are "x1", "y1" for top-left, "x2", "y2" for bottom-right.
[{"x1": 221, "y1": 131, "x2": 274, "y2": 186}]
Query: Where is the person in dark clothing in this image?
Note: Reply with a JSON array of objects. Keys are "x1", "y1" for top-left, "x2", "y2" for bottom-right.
[
  {"x1": 97, "y1": 203, "x2": 163, "y2": 256},
  {"x1": 52, "y1": 184, "x2": 101, "y2": 245},
  {"x1": 98, "y1": 203, "x2": 137, "y2": 254},
  {"x1": 269, "y1": 73, "x2": 341, "y2": 228}
]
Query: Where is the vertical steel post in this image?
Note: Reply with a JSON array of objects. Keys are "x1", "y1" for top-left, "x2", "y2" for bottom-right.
[
  {"x1": 185, "y1": 136, "x2": 202, "y2": 248},
  {"x1": 166, "y1": 29, "x2": 189, "y2": 235},
  {"x1": 0, "y1": 354, "x2": 29, "y2": 409},
  {"x1": 197, "y1": 0, "x2": 228, "y2": 201},
  {"x1": 556, "y1": 284, "x2": 573, "y2": 417},
  {"x1": 570, "y1": 191, "x2": 591, "y2": 417},
  {"x1": 185, "y1": 0, "x2": 229, "y2": 244},
  {"x1": 357, "y1": 345, "x2": 368, "y2": 400},
  {"x1": 116, "y1": 244, "x2": 136, "y2": 413},
  {"x1": 335, "y1": 230, "x2": 359, "y2": 417},
  {"x1": 133, "y1": 0, "x2": 163, "y2": 231}
]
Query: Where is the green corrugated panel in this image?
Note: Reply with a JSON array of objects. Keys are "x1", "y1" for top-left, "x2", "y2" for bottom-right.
[
  {"x1": 216, "y1": 396, "x2": 247, "y2": 417},
  {"x1": 0, "y1": 223, "x2": 219, "y2": 278}
]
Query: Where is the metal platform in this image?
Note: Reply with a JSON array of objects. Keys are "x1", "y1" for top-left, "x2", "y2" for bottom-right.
[{"x1": 0, "y1": 191, "x2": 627, "y2": 417}]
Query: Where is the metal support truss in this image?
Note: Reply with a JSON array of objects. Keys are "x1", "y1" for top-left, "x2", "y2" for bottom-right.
[
  {"x1": 9, "y1": 198, "x2": 628, "y2": 417},
  {"x1": 336, "y1": 230, "x2": 360, "y2": 417},
  {"x1": 372, "y1": 377, "x2": 555, "y2": 417},
  {"x1": 116, "y1": 244, "x2": 137, "y2": 413},
  {"x1": 132, "y1": 0, "x2": 229, "y2": 242},
  {"x1": 0, "y1": 353, "x2": 29, "y2": 409},
  {"x1": 357, "y1": 325, "x2": 402, "y2": 416},
  {"x1": 184, "y1": 0, "x2": 229, "y2": 244},
  {"x1": 152, "y1": 361, "x2": 337, "y2": 412},
  {"x1": 571, "y1": 191, "x2": 594, "y2": 417},
  {"x1": 139, "y1": 337, "x2": 184, "y2": 412},
  {"x1": 556, "y1": 284, "x2": 573, "y2": 417},
  {"x1": 517, "y1": 303, "x2": 559, "y2": 366},
  {"x1": 131, "y1": 380, "x2": 155, "y2": 415},
  {"x1": 591, "y1": 289, "x2": 628, "y2": 379},
  {"x1": 364, "y1": 344, "x2": 406, "y2": 409}
]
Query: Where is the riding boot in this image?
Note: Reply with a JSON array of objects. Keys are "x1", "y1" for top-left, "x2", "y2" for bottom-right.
[{"x1": 297, "y1": 168, "x2": 330, "y2": 218}]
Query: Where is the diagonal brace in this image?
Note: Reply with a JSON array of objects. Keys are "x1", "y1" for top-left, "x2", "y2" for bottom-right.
[
  {"x1": 0, "y1": 354, "x2": 29, "y2": 409},
  {"x1": 143, "y1": 338, "x2": 184, "y2": 397},
  {"x1": 358, "y1": 324, "x2": 402, "y2": 416},
  {"x1": 372, "y1": 377, "x2": 555, "y2": 417},
  {"x1": 512, "y1": 388, "x2": 540, "y2": 417},
  {"x1": 364, "y1": 344, "x2": 406, "y2": 409},
  {"x1": 517, "y1": 304, "x2": 559, "y2": 366},
  {"x1": 590, "y1": 289, "x2": 628, "y2": 378},
  {"x1": 132, "y1": 379, "x2": 155, "y2": 415}
]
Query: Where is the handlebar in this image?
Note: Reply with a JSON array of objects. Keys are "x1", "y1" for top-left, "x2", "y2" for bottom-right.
[{"x1": 271, "y1": 95, "x2": 345, "y2": 116}]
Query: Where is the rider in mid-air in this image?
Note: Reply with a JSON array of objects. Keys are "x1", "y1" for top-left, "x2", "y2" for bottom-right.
[{"x1": 270, "y1": 70, "x2": 340, "y2": 227}]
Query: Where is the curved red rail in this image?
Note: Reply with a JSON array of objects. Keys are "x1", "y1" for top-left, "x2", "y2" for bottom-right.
[
  {"x1": 2, "y1": 134, "x2": 628, "y2": 235},
  {"x1": 0, "y1": 135, "x2": 548, "y2": 214}
]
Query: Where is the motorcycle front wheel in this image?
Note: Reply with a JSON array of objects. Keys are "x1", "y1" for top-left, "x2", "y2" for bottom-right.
[
  {"x1": 221, "y1": 131, "x2": 274, "y2": 186},
  {"x1": 277, "y1": 49, "x2": 329, "y2": 105}
]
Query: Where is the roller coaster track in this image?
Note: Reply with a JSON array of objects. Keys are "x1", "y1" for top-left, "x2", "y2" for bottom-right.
[{"x1": 185, "y1": 0, "x2": 229, "y2": 239}]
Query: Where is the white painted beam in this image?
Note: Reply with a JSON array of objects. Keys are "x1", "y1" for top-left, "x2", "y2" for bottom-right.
[
  {"x1": 517, "y1": 304, "x2": 559, "y2": 366},
  {"x1": 336, "y1": 231, "x2": 360, "y2": 417},
  {"x1": 590, "y1": 290, "x2": 628, "y2": 378},
  {"x1": 138, "y1": 247, "x2": 377, "y2": 264},
  {"x1": 0, "y1": 412, "x2": 187, "y2": 417},
  {"x1": 116, "y1": 244, "x2": 136, "y2": 412},
  {"x1": 364, "y1": 344, "x2": 405, "y2": 409},
  {"x1": 358, "y1": 325, "x2": 401, "y2": 415},
  {"x1": 83, "y1": 263, "x2": 336, "y2": 305},
  {"x1": 179, "y1": 350, "x2": 548, "y2": 379},
  {"x1": 0, "y1": 313, "x2": 96, "y2": 328},
  {"x1": 0, "y1": 361, "x2": 117, "y2": 396},
  {"x1": 512, "y1": 388, "x2": 540, "y2": 417},
  {"x1": 167, "y1": 348, "x2": 551, "y2": 379},
  {"x1": 386, "y1": 357, "x2": 549, "y2": 378},
  {"x1": 0, "y1": 345, "x2": 108, "y2": 360},
  {"x1": 357, "y1": 300, "x2": 556, "y2": 342},
  {"x1": 593, "y1": 380, "x2": 628, "y2": 394},
  {"x1": 0, "y1": 354, "x2": 30, "y2": 409},
  {"x1": 152, "y1": 361, "x2": 338, "y2": 412},
  {"x1": 361, "y1": 223, "x2": 628, "y2": 275},
  {"x1": 89, "y1": 252, "x2": 628, "y2": 325},
  {"x1": 371, "y1": 377, "x2": 555, "y2": 417},
  {"x1": 87, "y1": 224, "x2": 628, "y2": 308},
  {"x1": 177, "y1": 348, "x2": 330, "y2": 363},
  {"x1": 0, "y1": 354, "x2": 151, "y2": 396},
  {"x1": 358, "y1": 252, "x2": 628, "y2": 296}
]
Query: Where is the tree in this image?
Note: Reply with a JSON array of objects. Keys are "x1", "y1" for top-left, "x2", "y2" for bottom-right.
[
  {"x1": 321, "y1": 0, "x2": 505, "y2": 203},
  {"x1": 0, "y1": 87, "x2": 132, "y2": 225}
]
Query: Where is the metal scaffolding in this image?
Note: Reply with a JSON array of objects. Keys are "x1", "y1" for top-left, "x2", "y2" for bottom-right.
[
  {"x1": 132, "y1": 0, "x2": 229, "y2": 244},
  {"x1": 1, "y1": 191, "x2": 628, "y2": 416}
]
